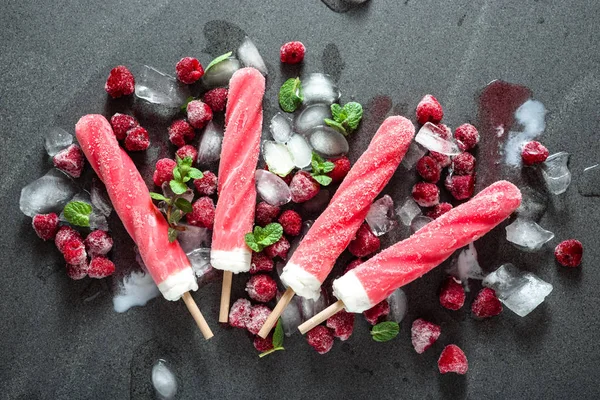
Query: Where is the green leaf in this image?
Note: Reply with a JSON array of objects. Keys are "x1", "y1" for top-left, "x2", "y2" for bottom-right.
[
  {"x1": 169, "y1": 209, "x2": 183, "y2": 224},
  {"x1": 279, "y1": 78, "x2": 303, "y2": 113},
  {"x1": 324, "y1": 118, "x2": 347, "y2": 135},
  {"x1": 311, "y1": 174, "x2": 332, "y2": 186},
  {"x1": 168, "y1": 227, "x2": 178, "y2": 243},
  {"x1": 205, "y1": 51, "x2": 233, "y2": 72},
  {"x1": 170, "y1": 180, "x2": 188, "y2": 195},
  {"x1": 330, "y1": 103, "x2": 344, "y2": 121},
  {"x1": 188, "y1": 168, "x2": 204, "y2": 180},
  {"x1": 178, "y1": 164, "x2": 191, "y2": 179},
  {"x1": 181, "y1": 156, "x2": 193, "y2": 167},
  {"x1": 173, "y1": 167, "x2": 182, "y2": 182},
  {"x1": 343, "y1": 102, "x2": 363, "y2": 131},
  {"x1": 149, "y1": 192, "x2": 169, "y2": 202},
  {"x1": 370, "y1": 321, "x2": 400, "y2": 342},
  {"x1": 244, "y1": 232, "x2": 262, "y2": 253},
  {"x1": 174, "y1": 198, "x2": 193, "y2": 213},
  {"x1": 63, "y1": 201, "x2": 92, "y2": 227},
  {"x1": 256, "y1": 223, "x2": 283, "y2": 246},
  {"x1": 321, "y1": 161, "x2": 335, "y2": 174},
  {"x1": 272, "y1": 319, "x2": 284, "y2": 348},
  {"x1": 181, "y1": 96, "x2": 195, "y2": 112}
]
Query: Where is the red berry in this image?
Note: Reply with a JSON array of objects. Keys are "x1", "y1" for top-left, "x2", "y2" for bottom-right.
[
  {"x1": 416, "y1": 155, "x2": 442, "y2": 183},
  {"x1": 280, "y1": 41, "x2": 306, "y2": 64},
  {"x1": 278, "y1": 210, "x2": 302, "y2": 236},
  {"x1": 445, "y1": 174, "x2": 475, "y2": 201},
  {"x1": 246, "y1": 305, "x2": 272, "y2": 335},
  {"x1": 124, "y1": 126, "x2": 150, "y2": 151},
  {"x1": 438, "y1": 344, "x2": 468, "y2": 375},
  {"x1": 55, "y1": 226, "x2": 81, "y2": 253},
  {"x1": 202, "y1": 88, "x2": 228, "y2": 112},
  {"x1": 348, "y1": 223, "x2": 380, "y2": 258},
  {"x1": 306, "y1": 325, "x2": 334, "y2": 354},
  {"x1": 521, "y1": 141, "x2": 549, "y2": 166},
  {"x1": 187, "y1": 100, "x2": 213, "y2": 130},
  {"x1": 53, "y1": 144, "x2": 85, "y2": 178},
  {"x1": 290, "y1": 171, "x2": 320, "y2": 203},
  {"x1": 264, "y1": 236, "x2": 291, "y2": 260},
  {"x1": 326, "y1": 310, "x2": 355, "y2": 341},
  {"x1": 246, "y1": 274, "x2": 278, "y2": 303},
  {"x1": 471, "y1": 288, "x2": 502, "y2": 318},
  {"x1": 84, "y1": 230, "x2": 113, "y2": 257},
  {"x1": 416, "y1": 95, "x2": 444, "y2": 125},
  {"x1": 249, "y1": 252, "x2": 274, "y2": 274},
  {"x1": 363, "y1": 300, "x2": 390, "y2": 325},
  {"x1": 175, "y1": 57, "x2": 204, "y2": 84},
  {"x1": 62, "y1": 238, "x2": 87, "y2": 265},
  {"x1": 411, "y1": 318, "x2": 441, "y2": 354},
  {"x1": 110, "y1": 113, "x2": 139, "y2": 140},
  {"x1": 187, "y1": 197, "x2": 215, "y2": 229},
  {"x1": 436, "y1": 123, "x2": 453, "y2": 140},
  {"x1": 425, "y1": 203, "x2": 453, "y2": 219},
  {"x1": 176, "y1": 145, "x2": 198, "y2": 164},
  {"x1": 430, "y1": 151, "x2": 451, "y2": 168},
  {"x1": 32, "y1": 213, "x2": 59, "y2": 241},
  {"x1": 454, "y1": 124, "x2": 479, "y2": 151},
  {"x1": 412, "y1": 182, "x2": 440, "y2": 207},
  {"x1": 168, "y1": 119, "x2": 195, "y2": 147},
  {"x1": 66, "y1": 262, "x2": 88, "y2": 280},
  {"x1": 327, "y1": 157, "x2": 351, "y2": 183},
  {"x1": 439, "y1": 277, "x2": 465, "y2": 310},
  {"x1": 193, "y1": 171, "x2": 218, "y2": 196},
  {"x1": 105, "y1": 65, "x2": 135, "y2": 98},
  {"x1": 554, "y1": 239, "x2": 583, "y2": 267},
  {"x1": 88, "y1": 256, "x2": 116, "y2": 279},
  {"x1": 229, "y1": 298, "x2": 252, "y2": 329},
  {"x1": 255, "y1": 202, "x2": 281, "y2": 226},
  {"x1": 253, "y1": 335, "x2": 274, "y2": 352},
  {"x1": 152, "y1": 158, "x2": 176, "y2": 187},
  {"x1": 452, "y1": 152, "x2": 476, "y2": 176},
  {"x1": 344, "y1": 258, "x2": 363, "y2": 274}
]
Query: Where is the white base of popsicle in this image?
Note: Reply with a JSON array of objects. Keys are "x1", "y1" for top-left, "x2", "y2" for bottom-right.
[
  {"x1": 332, "y1": 270, "x2": 372, "y2": 313},
  {"x1": 157, "y1": 268, "x2": 199, "y2": 301},
  {"x1": 280, "y1": 263, "x2": 321, "y2": 301},
  {"x1": 210, "y1": 248, "x2": 252, "y2": 273}
]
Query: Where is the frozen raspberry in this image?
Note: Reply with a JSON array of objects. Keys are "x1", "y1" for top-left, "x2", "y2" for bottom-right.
[
  {"x1": 412, "y1": 182, "x2": 440, "y2": 207},
  {"x1": 202, "y1": 88, "x2": 228, "y2": 112},
  {"x1": 439, "y1": 277, "x2": 465, "y2": 310},
  {"x1": 363, "y1": 300, "x2": 390, "y2": 325},
  {"x1": 187, "y1": 197, "x2": 215, "y2": 229},
  {"x1": 105, "y1": 65, "x2": 135, "y2": 98},
  {"x1": 452, "y1": 152, "x2": 476, "y2": 176},
  {"x1": 280, "y1": 41, "x2": 306, "y2": 64},
  {"x1": 344, "y1": 258, "x2": 363, "y2": 274},
  {"x1": 436, "y1": 123, "x2": 453, "y2": 140},
  {"x1": 290, "y1": 171, "x2": 320, "y2": 203},
  {"x1": 246, "y1": 274, "x2": 278, "y2": 303},
  {"x1": 253, "y1": 335, "x2": 274, "y2": 352},
  {"x1": 55, "y1": 226, "x2": 81, "y2": 253},
  {"x1": 471, "y1": 288, "x2": 502, "y2": 318},
  {"x1": 425, "y1": 203, "x2": 453, "y2": 219},
  {"x1": 348, "y1": 223, "x2": 380, "y2": 258},
  {"x1": 411, "y1": 318, "x2": 441, "y2": 354},
  {"x1": 278, "y1": 210, "x2": 302, "y2": 236},
  {"x1": 193, "y1": 171, "x2": 217, "y2": 196},
  {"x1": 326, "y1": 310, "x2": 355, "y2": 341},
  {"x1": 229, "y1": 298, "x2": 252, "y2": 329},
  {"x1": 175, "y1": 57, "x2": 204, "y2": 84},
  {"x1": 32, "y1": 213, "x2": 59, "y2": 241},
  {"x1": 438, "y1": 344, "x2": 468, "y2": 375},
  {"x1": 454, "y1": 124, "x2": 479, "y2": 151},
  {"x1": 124, "y1": 126, "x2": 150, "y2": 151},
  {"x1": 554, "y1": 239, "x2": 583, "y2": 267},
  {"x1": 264, "y1": 236, "x2": 291, "y2": 260},
  {"x1": 66, "y1": 262, "x2": 88, "y2": 280},
  {"x1": 327, "y1": 157, "x2": 351, "y2": 183},
  {"x1": 152, "y1": 158, "x2": 176, "y2": 187},
  {"x1": 62, "y1": 238, "x2": 87, "y2": 265},
  {"x1": 53, "y1": 144, "x2": 84, "y2": 178},
  {"x1": 430, "y1": 151, "x2": 451, "y2": 168},
  {"x1": 246, "y1": 305, "x2": 272, "y2": 335},
  {"x1": 84, "y1": 230, "x2": 113, "y2": 257},
  {"x1": 168, "y1": 119, "x2": 195, "y2": 147},
  {"x1": 176, "y1": 145, "x2": 198, "y2": 164},
  {"x1": 250, "y1": 252, "x2": 274, "y2": 274},
  {"x1": 110, "y1": 113, "x2": 139, "y2": 140},
  {"x1": 88, "y1": 256, "x2": 116, "y2": 279},
  {"x1": 445, "y1": 174, "x2": 475, "y2": 201},
  {"x1": 416, "y1": 94, "x2": 444, "y2": 125},
  {"x1": 187, "y1": 100, "x2": 213, "y2": 130},
  {"x1": 306, "y1": 325, "x2": 334, "y2": 354},
  {"x1": 416, "y1": 155, "x2": 442, "y2": 183},
  {"x1": 255, "y1": 202, "x2": 281, "y2": 226},
  {"x1": 521, "y1": 141, "x2": 549, "y2": 166}
]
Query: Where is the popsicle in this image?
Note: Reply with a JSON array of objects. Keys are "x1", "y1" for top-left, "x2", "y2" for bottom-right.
[
  {"x1": 258, "y1": 116, "x2": 415, "y2": 338},
  {"x1": 210, "y1": 68, "x2": 265, "y2": 322},
  {"x1": 298, "y1": 180, "x2": 521, "y2": 333},
  {"x1": 76, "y1": 114, "x2": 213, "y2": 339}
]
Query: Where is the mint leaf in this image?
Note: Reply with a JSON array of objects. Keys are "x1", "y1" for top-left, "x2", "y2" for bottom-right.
[
  {"x1": 174, "y1": 198, "x2": 193, "y2": 213},
  {"x1": 279, "y1": 78, "x2": 303, "y2": 113},
  {"x1": 180, "y1": 156, "x2": 193, "y2": 167},
  {"x1": 173, "y1": 167, "x2": 182, "y2": 182},
  {"x1": 170, "y1": 180, "x2": 188, "y2": 195},
  {"x1": 370, "y1": 321, "x2": 400, "y2": 342},
  {"x1": 272, "y1": 319, "x2": 284, "y2": 348},
  {"x1": 310, "y1": 152, "x2": 335, "y2": 185},
  {"x1": 312, "y1": 174, "x2": 332, "y2": 186},
  {"x1": 321, "y1": 161, "x2": 335, "y2": 174},
  {"x1": 181, "y1": 96, "x2": 195, "y2": 111},
  {"x1": 343, "y1": 102, "x2": 363, "y2": 131},
  {"x1": 324, "y1": 118, "x2": 347, "y2": 135},
  {"x1": 244, "y1": 232, "x2": 261, "y2": 253},
  {"x1": 168, "y1": 227, "x2": 178, "y2": 243},
  {"x1": 330, "y1": 103, "x2": 344, "y2": 121},
  {"x1": 256, "y1": 223, "x2": 283, "y2": 246},
  {"x1": 188, "y1": 168, "x2": 203, "y2": 180},
  {"x1": 149, "y1": 192, "x2": 169, "y2": 202},
  {"x1": 169, "y1": 209, "x2": 183, "y2": 224},
  {"x1": 205, "y1": 51, "x2": 233, "y2": 72},
  {"x1": 63, "y1": 201, "x2": 93, "y2": 227}
]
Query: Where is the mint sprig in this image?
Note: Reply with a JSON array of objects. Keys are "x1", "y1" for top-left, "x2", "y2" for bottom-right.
[
  {"x1": 245, "y1": 223, "x2": 283, "y2": 253},
  {"x1": 325, "y1": 102, "x2": 363, "y2": 136},
  {"x1": 259, "y1": 319, "x2": 285, "y2": 358},
  {"x1": 310, "y1": 152, "x2": 334, "y2": 186},
  {"x1": 370, "y1": 321, "x2": 400, "y2": 342},
  {"x1": 205, "y1": 51, "x2": 233, "y2": 72},
  {"x1": 279, "y1": 78, "x2": 303, "y2": 113},
  {"x1": 63, "y1": 201, "x2": 93, "y2": 227}
]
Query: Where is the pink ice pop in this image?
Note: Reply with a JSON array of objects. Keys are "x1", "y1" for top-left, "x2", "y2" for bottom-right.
[{"x1": 333, "y1": 180, "x2": 522, "y2": 312}]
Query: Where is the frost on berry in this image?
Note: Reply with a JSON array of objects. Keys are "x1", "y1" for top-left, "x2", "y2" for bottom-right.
[{"x1": 411, "y1": 318, "x2": 441, "y2": 354}]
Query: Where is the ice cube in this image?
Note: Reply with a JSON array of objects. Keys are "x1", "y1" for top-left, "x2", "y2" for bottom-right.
[
  {"x1": 387, "y1": 288, "x2": 408, "y2": 323},
  {"x1": 294, "y1": 104, "x2": 332, "y2": 134},
  {"x1": 366, "y1": 195, "x2": 398, "y2": 236},
  {"x1": 307, "y1": 126, "x2": 349, "y2": 157},
  {"x1": 134, "y1": 65, "x2": 190, "y2": 108},
  {"x1": 20, "y1": 169, "x2": 79, "y2": 217},
  {"x1": 401, "y1": 142, "x2": 427, "y2": 170},
  {"x1": 90, "y1": 179, "x2": 113, "y2": 217},
  {"x1": 89, "y1": 213, "x2": 109, "y2": 231},
  {"x1": 483, "y1": 263, "x2": 553, "y2": 317},
  {"x1": 300, "y1": 288, "x2": 330, "y2": 320},
  {"x1": 152, "y1": 359, "x2": 178, "y2": 400},
  {"x1": 237, "y1": 36, "x2": 268, "y2": 76},
  {"x1": 270, "y1": 113, "x2": 293, "y2": 143},
  {"x1": 505, "y1": 218, "x2": 554, "y2": 252},
  {"x1": 201, "y1": 57, "x2": 242, "y2": 88},
  {"x1": 301, "y1": 189, "x2": 330, "y2": 214},
  {"x1": 278, "y1": 292, "x2": 303, "y2": 337},
  {"x1": 177, "y1": 223, "x2": 211, "y2": 253},
  {"x1": 415, "y1": 122, "x2": 461, "y2": 156},
  {"x1": 186, "y1": 248, "x2": 212, "y2": 278},
  {"x1": 197, "y1": 121, "x2": 223, "y2": 166},
  {"x1": 262, "y1": 141, "x2": 295, "y2": 177},
  {"x1": 301, "y1": 73, "x2": 341, "y2": 105},
  {"x1": 255, "y1": 169, "x2": 292, "y2": 206},
  {"x1": 161, "y1": 182, "x2": 194, "y2": 204},
  {"x1": 410, "y1": 215, "x2": 433, "y2": 233},
  {"x1": 447, "y1": 242, "x2": 485, "y2": 283},
  {"x1": 396, "y1": 198, "x2": 422, "y2": 226},
  {"x1": 286, "y1": 134, "x2": 313, "y2": 168},
  {"x1": 516, "y1": 186, "x2": 547, "y2": 221},
  {"x1": 541, "y1": 152, "x2": 571, "y2": 195},
  {"x1": 579, "y1": 164, "x2": 600, "y2": 196},
  {"x1": 44, "y1": 127, "x2": 73, "y2": 156}
]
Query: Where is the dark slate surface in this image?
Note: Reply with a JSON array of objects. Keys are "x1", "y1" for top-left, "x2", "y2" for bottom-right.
[{"x1": 1, "y1": 0, "x2": 600, "y2": 399}]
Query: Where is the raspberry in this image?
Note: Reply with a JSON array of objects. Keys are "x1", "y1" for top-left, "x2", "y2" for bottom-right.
[
  {"x1": 187, "y1": 100, "x2": 213, "y2": 130},
  {"x1": 363, "y1": 300, "x2": 390, "y2": 325},
  {"x1": 521, "y1": 141, "x2": 549, "y2": 166},
  {"x1": 255, "y1": 202, "x2": 281, "y2": 226},
  {"x1": 62, "y1": 238, "x2": 87, "y2": 265},
  {"x1": 253, "y1": 335, "x2": 274, "y2": 352},
  {"x1": 32, "y1": 213, "x2": 59, "y2": 241},
  {"x1": 152, "y1": 158, "x2": 176, "y2": 187},
  {"x1": 202, "y1": 88, "x2": 228, "y2": 112},
  {"x1": 425, "y1": 203, "x2": 453, "y2": 219},
  {"x1": 124, "y1": 126, "x2": 150, "y2": 151},
  {"x1": 416, "y1": 95, "x2": 444, "y2": 125},
  {"x1": 454, "y1": 124, "x2": 479, "y2": 151},
  {"x1": 176, "y1": 145, "x2": 198, "y2": 164},
  {"x1": 411, "y1": 318, "x2": 441, "y2": 354},
  {"x1": 53, "y1": 144, "x2": 84, "y2": 178},
  {"x1": 327, "y1": 157, "x2": 351, "y2": 183},
  {"x1": 246, "y1": 274, "x2": 278, "y2": 303},
  {"x1": 55, "y1": 226, "x2": 82, "y2": 253},
  {"x1": 280, "y1": 41, "x2": 306, "y2": 64},
  {"x1": 306, "y1": 325, "x2": 334, "y2": 354},
  {"x1": 438, "y1": 344, "x2": 468, "y2": 375},
  {"x1": 66, "y1": 262, "x2": 88, "y2": 280},
  {"x1": 175, "y1": 57, "x2": 204, "y2": 84},
  {"x1": 452, "y1": 152, "x2": 476, "y2": 176},
  {"x1": 278, "y1": 210, "x2": 302, "y2": 236},
  {"x1": 412, "y1": 182, "x2": 440, "y2": 207},
  {"x1": 416, "y1": 155, "x2": 442, "y2": 183},
  {"x1": 436, "y1": 123, "x2": 453, "y2": 140},
  {"x1": 289, "y1": 171, "x2": 320, "y2": 203},
  {"x1": 344, "y1": 258, "x2": 363, "y2": 274},
  {"x1": 229, "y1": 298, "x2": 252, "y2": 329},
  {"x1": 84, "y1": 230, "x2": 113, "y2": 257},
  {"x1": 168, "y1": 119, "x2": 195, "y2": 147},
  {"x1": 348, "y1": 223, "x2": 380, "y2": 258},
  {"x1": 264, "y1": 236, "x2": 291, "y2": 260},
  {"x1": 186, "y1": 197, "x2": 215, "y2": 229},
  {"x1": 445, "y1": 174, "x2": 475, "y2": 201},
  {"x1": 88, "y1": 256, "x2": 116, "y2": 279},
  {"x1": 554, "y1": 239, "x2": 583, "y2": 267},
  {"x1": 105, "y1": 65, "x2": 135, "y2": 98},
  {"x1": 193, "y1": 171, "x2": 217, "y2": 196},
  {"x1": 249, "y1": 252, "x2": 274, "y2": 274},
  {"x1": 471, "y1": 288, "x2": 502, "y2": 318},
  {"x1": 110, "y1": 113, "x2": 139, "y2": 140},
  {"x1": 439, "y1": 277, "x2": 465, "y2": 310},
  {"x1": 430, "y1": 151, "x2": 451, "y2": 168},
  {"x1": 326, "y1": 310, "x2": 355, "y2": 341},
  {"x1": 246, "y1": 305, "x2": 272, "y2": 335}
]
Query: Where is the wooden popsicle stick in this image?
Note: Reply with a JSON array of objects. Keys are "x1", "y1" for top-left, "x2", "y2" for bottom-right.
[
  {"x1": 182, "y1": 292, "x2": 214, "y2": 340},
  {"x1": 257, "y1": 287, "x2": 295, "y2": 338},
  {"x1": 298, "y1": 300, "x2": 345, "y2": 335},
  {"x1": 219, "y1": 270, "x2": 233, "y2": 323}
]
